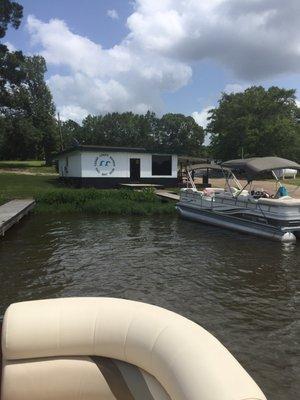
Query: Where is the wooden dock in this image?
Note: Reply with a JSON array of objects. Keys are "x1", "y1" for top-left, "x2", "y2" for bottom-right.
[
  {"x1": 0, "y1": 199, "x2": 35, "y2": 236},
  {"x1": 120, "y1": 183, "x2": 163, "y2": 189},
  {"x1": 155, "y1": 190, "x2": 179, "y2": 201}
]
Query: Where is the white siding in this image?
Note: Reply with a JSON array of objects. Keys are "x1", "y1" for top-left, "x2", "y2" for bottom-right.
[
  {"x1": 58, "y1": 151, "x2": 178, "y2": 178},
  {"x1": 58, "y1": 152, "x2": 82, "y2": 177},
  {"x1": 81, "y1": 152, "x2": 130, "y2": 178}
]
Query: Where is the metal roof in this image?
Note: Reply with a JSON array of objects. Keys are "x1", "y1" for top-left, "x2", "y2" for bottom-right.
[{"x1": 55, "y1": 145, "x2": 175, "y2": 156}]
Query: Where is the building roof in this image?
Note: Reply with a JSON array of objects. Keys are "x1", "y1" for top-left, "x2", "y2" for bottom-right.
[{"x1": 55, "y1": 145, "x2": 176, "y2": 156}]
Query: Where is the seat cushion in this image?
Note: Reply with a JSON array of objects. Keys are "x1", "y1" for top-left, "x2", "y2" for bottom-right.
[
  {"x1": 1, "y1": 356, "x2": 171, "y2": 400},
  {"x1": 1, "y1": 298, "x2": 267, "y2": 400}
]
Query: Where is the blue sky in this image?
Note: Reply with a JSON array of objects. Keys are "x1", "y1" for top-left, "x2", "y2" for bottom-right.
[{"x1": 4, "y1": 0, "x2": 300, "y2": 127}]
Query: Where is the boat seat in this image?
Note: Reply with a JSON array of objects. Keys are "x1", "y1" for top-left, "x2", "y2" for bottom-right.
[
  {"x1": 0, "y1": 297, "x2": 266, "y2": 400},
  {"x1": 258, "y1": 197, "x2": 300, "y2": 206}
]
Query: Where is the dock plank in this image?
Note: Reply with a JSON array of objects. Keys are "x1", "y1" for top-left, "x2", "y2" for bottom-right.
[
  {"x1": 155, "y1": 190, "x2": 179, "y2": 201},
  {"x1": 120, "y1": 183, "x2": 163, "y2": 188},
  {"x1": 0, "y1": 199, "x2": 35, "y2": 236}
]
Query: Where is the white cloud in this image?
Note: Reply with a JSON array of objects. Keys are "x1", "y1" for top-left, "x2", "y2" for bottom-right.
[
  {"x1": 26, "y1": 1, "x2": 300, "y2": 123},
  {"x1": 4, "y1": 41, "x2": 16, "y2": 51},
  {"x1": 224, "y1": 83, "x2": 249, "y2": 94},
  {"x1": 128, "y1": 0, "x2": 300, "y2": 80},
  {"x1": 192, "y1": 106, "x2": 213, "y2": 145},
  {"x1": 27, "y1": 14, "x2": 191, "y2": 120},
  {"x1": 107, "y1": 9, "x2": 119, "y2": 20},
  {"x1": 58, "y1": 105, "x2": 89, "y2": 123},
  {"x1": 296, "y1": 99, "x2": 300, "y2": 108},
  {"x1": 192, "y1": 106, "x2": 212, "y2": 129}
]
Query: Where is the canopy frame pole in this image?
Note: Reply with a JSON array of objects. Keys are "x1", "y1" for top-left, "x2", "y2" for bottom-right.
[
  {"x1": 271, "y1": 170, "x2": 282, "y2": 187},
  {"x1": 186, "y1": 169, "x2": 197, "y2": 190},
  {"x1": 221, "y1": 168, "x2": 243, "y2": 196},
  {"x1": 230, "y1": 171, "x2": 243, "y2": 190},
  {"x1": 235, "y1": 181, "x2": 251, "y2": 198}
]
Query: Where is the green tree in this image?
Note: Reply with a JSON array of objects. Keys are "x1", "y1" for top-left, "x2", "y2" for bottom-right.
[
  {"x1": 63, "y1": 111, "x2": 205, "y2": 156},
  {"x1": 0, "y1": 0, "x2": 24, "y2": 113},
  {"x1": 21, "y1": 55, "x2": 58, "y2": 164},
  {"x1": 294, "y1": 107, "x2": 300, "y2": 162},
  {"x1": 0, "y1": 0, "x2": 22, "y2": 37},
  {"x1": 207, "y1": 86, "x2": 299, "y2": 161},
  {"x1": 0, "y1": 116, "x2": 41, "y2": 159},
  {"x1": 159, "y1": 113, "x2": 204, "y2": 156},
  {"x1": 61, "y1": 119, "x2": 83, "y2": 148},
  {"x1": 0, "y1": 55, "x2": 58, "y2": 161}
]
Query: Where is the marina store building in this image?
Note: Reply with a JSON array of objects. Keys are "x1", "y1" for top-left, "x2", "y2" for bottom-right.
[{"x1": 56, "y1": 145, "x2": 178, "y2": 188}]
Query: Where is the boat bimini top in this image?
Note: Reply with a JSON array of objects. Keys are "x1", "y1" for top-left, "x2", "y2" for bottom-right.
[{"x1": 221, "y1": 156, "x2": 300, "y2": 182}]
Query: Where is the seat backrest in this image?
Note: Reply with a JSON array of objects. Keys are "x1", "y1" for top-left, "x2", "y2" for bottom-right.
[{"x1": 1, "y1": 297, "x2": 267, "y2": 400}]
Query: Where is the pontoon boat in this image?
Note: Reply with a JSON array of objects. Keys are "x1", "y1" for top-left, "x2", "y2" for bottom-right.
[{"x1": 177, "y1": 157, "x2": 300, "y2": 243}]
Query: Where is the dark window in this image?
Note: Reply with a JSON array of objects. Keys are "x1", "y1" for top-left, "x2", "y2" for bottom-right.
[{"x1": 152, "y1": 155, "x2": 172, "y2": 176}]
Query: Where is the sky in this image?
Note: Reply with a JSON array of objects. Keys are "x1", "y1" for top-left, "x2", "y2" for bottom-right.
[{"x1": 4, "y1": 0, "x2": 300, "y2": 131}]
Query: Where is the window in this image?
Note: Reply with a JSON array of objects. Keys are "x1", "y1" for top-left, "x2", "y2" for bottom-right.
[{"x1": 152, "y1": 155, "x2": 172, "y2": 176}]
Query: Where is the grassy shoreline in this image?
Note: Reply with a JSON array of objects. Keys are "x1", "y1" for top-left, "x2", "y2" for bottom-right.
[
  {"x1": 0, "y1": 170, "x2": 175, "y2": 215},
  {"x1": 35, "y1": 187, "x2": 175, "y2": 215}
]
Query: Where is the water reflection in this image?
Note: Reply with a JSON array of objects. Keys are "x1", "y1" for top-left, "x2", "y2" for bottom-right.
[{"x1": 0, "y1": 214, "x2": 299, "y2": 399}]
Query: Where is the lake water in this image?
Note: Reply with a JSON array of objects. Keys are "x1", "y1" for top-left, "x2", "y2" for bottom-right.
[{"x1": 0, "y1": 214, "x2": 299, "y2": 399}]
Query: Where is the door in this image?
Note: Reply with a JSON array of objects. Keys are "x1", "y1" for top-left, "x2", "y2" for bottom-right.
[{"x1": 130, "y1": 158, "x2": 140, "y2": 181}]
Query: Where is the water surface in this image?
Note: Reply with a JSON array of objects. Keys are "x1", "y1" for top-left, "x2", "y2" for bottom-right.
[{"x1": 0, "y1": 214, "x2": 299, "y2": 399}]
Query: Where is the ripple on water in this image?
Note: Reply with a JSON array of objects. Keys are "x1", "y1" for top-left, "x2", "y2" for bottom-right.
[{"x1": 0, "y1": 214, "x2": 299, "y2": 399}]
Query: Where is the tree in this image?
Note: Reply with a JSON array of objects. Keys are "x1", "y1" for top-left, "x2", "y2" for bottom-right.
[
  {"x1": 159, "y1": 113, "x2": 204, "y2": 156},
  {"x1": 72, "y1": 111, "x2": 204, "y2": 156},
  {"x1": 0, "y1": 116, "x2": 42, "y2": 159},
  {"x1": 21, "y1": 55, "x2": 58, "y2": 164},
  {"x1": 207, "y1": 86, "x2": 299, "y2": 161},
  {"x1": 61, "y1": 119, "x2": 83, "y2": 148},
  {"x1": 0, "y1": 55, "x2": 58, "y2": 162},
  {"x1": 0, "y1": 0, "x2": 23, "y2": 38},
  {"x1": 294, "y1": 107, "x2": 300, "y2": 162},
  {"x1": 0, "y1": 0, "x2": 24, "y2": 113},
  {"x1": 80, "y1": 112, "x2": 158, "y2": 149}
]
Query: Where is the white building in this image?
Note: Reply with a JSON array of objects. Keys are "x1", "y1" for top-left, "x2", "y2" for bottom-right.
[{"x1": 56, "y1": 145, "x2": 178, "y2": 188}]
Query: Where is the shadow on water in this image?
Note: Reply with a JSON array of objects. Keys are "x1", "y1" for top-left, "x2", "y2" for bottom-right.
[{"x1": 0, "y1": 214, "x2": 299, "y2": 399}]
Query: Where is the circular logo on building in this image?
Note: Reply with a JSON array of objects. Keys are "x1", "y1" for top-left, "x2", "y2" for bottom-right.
[{"x1": 94, "y1": 154, "x2": 115, "y2": 175}]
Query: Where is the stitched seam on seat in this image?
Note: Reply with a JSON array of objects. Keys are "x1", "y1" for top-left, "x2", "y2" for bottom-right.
[
  {"x1": 150, "y1": 325, "x2": 170, "y2": 369},
  {"x1": 123, "y1": 315, "x2": 135, "y2": 362},
  {"x1": 92, "y1": 310, "x2": 99, "y2": 355}
]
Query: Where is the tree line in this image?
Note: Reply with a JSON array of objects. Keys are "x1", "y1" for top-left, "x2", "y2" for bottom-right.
[
  {"x1": 60, "y1": 112, "x2": 205, "y2": 157},
  {"x1": 207, "y1": 86, "x2": 300, "y2": 162},
  {"x1": 0, "y1": 0, "x2": 56, "y2": 163},
  {"x1": 1, "y1": 0, "x2": 300, "y2": 164}
]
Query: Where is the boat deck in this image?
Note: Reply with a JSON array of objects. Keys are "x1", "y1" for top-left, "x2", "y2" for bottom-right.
[
  {"x1": 194, "y1": 178, "x2": 300, "y2": 198},
  {"x1": 0, "y1": 199, "x2": 35, "y2": 236}
]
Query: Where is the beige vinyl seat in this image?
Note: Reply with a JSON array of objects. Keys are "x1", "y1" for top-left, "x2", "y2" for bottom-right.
[{"x1": 0, "y1": 297, "x2": 267, "y2": 400}]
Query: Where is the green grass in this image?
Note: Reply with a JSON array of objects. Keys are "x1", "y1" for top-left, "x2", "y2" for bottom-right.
[
  {"x1": 0, "y1": 174, "x2": 59, "y2": 203},
  {"x1": 0, "y1": 160, "x2": 56, "y2": 174},
  {"x1": 284, "y1": 177, "x2": 300, "y2": 186},
  {"x1": 0, "y1": 173, "x2": 175, "y2": 215}
]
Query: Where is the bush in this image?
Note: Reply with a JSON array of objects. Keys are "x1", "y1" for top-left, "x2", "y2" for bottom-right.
[{"x1": 34, "y1": 188, "x2": 175, "y2": 216}]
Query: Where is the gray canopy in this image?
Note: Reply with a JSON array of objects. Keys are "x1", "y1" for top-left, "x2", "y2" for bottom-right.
[
  {"x1": 186, "y1": 163, "x2": 230, "y2": 172},
  {"x1": 221, "y1": 157, "x2": 300, "y2": 181}
]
